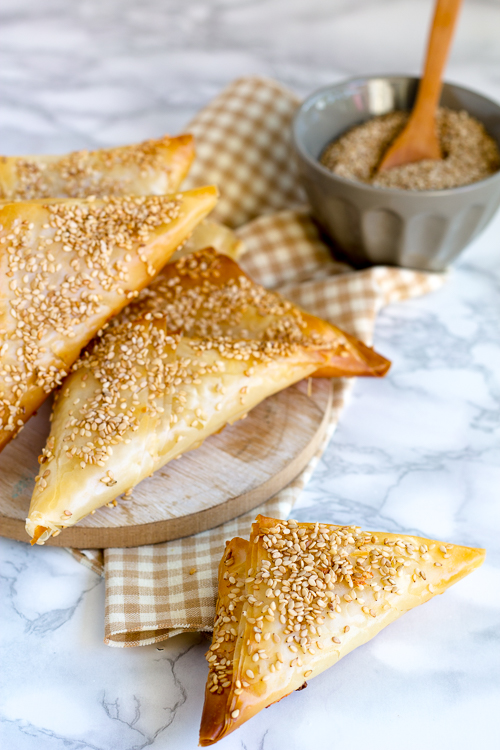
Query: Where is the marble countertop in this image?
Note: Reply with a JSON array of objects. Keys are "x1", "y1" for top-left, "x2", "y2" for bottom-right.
[{"x1": 1, "y1": 1, "x2": 499, "y2": 748}]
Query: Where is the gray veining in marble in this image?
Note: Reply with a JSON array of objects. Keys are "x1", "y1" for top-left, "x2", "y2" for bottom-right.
[{"x1": 1, "y1": 1, "x2": 499, "y2": 748}]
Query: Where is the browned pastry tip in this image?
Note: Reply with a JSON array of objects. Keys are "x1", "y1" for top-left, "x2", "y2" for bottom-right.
[
  {"x1": 30, "y1": 526, "x2": 48, "y2": 546},
  {"x1": 295, "y1": 313, "x2": 391, "y2": 378}
]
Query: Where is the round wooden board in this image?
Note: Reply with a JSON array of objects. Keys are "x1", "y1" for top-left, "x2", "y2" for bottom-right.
[{"x1": 0, "y1": 378, "x2": 332, "y2": 548}]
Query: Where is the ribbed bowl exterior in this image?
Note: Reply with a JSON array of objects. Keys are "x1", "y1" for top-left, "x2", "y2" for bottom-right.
[{"x1": 293, "y1": 77, "x2": 500, "y2": 271}]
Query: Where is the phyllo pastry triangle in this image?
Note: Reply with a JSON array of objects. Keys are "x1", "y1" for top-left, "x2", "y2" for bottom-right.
[
  {"x1": 0, "y1": 134, "x2": 195, "y2": 201},
  {"x1": 199, "y1": 515, "x2": 485, "y2": 745},
  {"x1": 118, "y1": 247, "x2": 390, "y2": 378},
  {"x1": 0, "y1": 186, "x2": 218, "y2": 451},
  {"x1": 26, "y1": 321, "x2": 330, "y2": 544}
]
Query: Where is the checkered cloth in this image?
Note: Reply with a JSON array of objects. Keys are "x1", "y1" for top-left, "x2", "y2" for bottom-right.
[
  {"x1": 183, "y1": 77, "x2": 305, "y2": 227},
  {"x1": 67, "y1": 78, "x2": 445, "y2": 646}
]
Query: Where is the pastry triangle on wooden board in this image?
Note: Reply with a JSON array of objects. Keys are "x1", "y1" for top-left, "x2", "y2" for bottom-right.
[
  {"x1": 26, "y1": 247, "x2": 391, "y2": 544},
  {"x1": 26, "y1": 320, "x2": 331, "y2": 544},
  {"x1": 0, "y1": 186, "x2": 218, "y2": 452},
  {"x1": 0, "y1": 134, "x2": 195, "y2": 201},
  {"x1": 117, "y1": 247, "x2": 390, "y2": 378},
  {"x1": 199, "y1": 515, "x2": 485, "y2": 745}
]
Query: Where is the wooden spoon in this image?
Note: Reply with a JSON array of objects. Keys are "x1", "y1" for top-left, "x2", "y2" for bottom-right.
[{"x1": 377, "y1": 0, "x2": 463, "y2": 173}]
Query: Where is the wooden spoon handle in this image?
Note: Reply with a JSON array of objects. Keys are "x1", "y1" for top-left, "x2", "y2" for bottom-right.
[
  {"x1": 412, "y1": 0, "x2": 463, "y2": 126},
  {"x1": 377, "y1": 0, "x2": 463, "y2": 171}
]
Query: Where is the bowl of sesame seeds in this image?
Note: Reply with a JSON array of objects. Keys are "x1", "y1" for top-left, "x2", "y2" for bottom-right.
[{"x1": 292, "y1": 76, "x2": 500, "y2": 271}]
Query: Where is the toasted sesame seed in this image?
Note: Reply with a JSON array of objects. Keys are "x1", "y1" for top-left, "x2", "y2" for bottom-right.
[
  {"x1": 205, "y1": 516, "x2": 451, "y2": 709},
  {"x1": 320, "y1": 108, "x2": 500, "y2": 191},
  {"x1": 9, "y1": 139, "x2": 188, "y2": 203},
  {"x1": 1, "y1": 194, "x2": 180, "y2": 444}
]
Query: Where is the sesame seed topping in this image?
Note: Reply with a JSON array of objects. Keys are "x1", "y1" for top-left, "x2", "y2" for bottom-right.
[
  {"x1": 5, "y1": 136, "x2": 189, "y2": 201},
  {"x1": 41, "y1": 314, "x2": 299, "y2": 480},
  {"x1": 205, "y1": 517, "x2": 453, "y2": 711},
  {"x1": 115, "y1": 248, "x2": 353, "y2": 362},
  {"x1": 1, "y1": 194, "x2": 180, "y2": 442}
]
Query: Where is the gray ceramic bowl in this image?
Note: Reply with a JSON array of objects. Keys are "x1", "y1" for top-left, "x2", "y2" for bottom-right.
[{"x1": 292, "y1": 76, "x2": 500, "y2": 271}]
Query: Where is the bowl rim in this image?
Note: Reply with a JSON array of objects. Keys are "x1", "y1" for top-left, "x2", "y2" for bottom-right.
[{"x1": 292, "y1": 73, "x2": 500, "y2": 198}]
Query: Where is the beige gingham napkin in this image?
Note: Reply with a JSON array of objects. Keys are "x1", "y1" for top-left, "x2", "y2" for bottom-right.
[{"x1": 66, "y1": 78, "x2": 445, "y2": 646}]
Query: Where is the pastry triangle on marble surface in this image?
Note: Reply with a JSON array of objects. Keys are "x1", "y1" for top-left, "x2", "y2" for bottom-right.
[
  {"x1": 117, "y1": 247, "x2": 390, "y2": 378},
  {"x1": 0, "y1": 134, "x2": 195, "y2": 201},
  {"x1": 199, "y1": 514, "x2": 485, "y2": 745},
  {"x1": 0, "y1": 186, "x2": 218, "y2": 452},
  {"x1": 26, "y1": 318, "x2": 331, "y2": 544}
]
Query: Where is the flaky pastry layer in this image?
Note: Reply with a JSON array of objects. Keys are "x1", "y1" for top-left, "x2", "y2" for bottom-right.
[{"x1": 170, "y1": 220, "x2": 245, "y2": 263}]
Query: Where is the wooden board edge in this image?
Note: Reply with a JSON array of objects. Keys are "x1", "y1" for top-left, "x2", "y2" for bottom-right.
[{"x1": 2, "y1": 383, "x2": 333, "y2": 549}]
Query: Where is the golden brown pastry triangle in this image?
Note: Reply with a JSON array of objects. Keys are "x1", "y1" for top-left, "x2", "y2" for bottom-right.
[
  {"x1": 26, "y1": 321, "x2": 331, "y2": 544},
  {"x1": 118, "y1": 247, "x2": 390, "y2": 378},
  {"x1": 0, "y1": 134, "x2": 195, "y2": 201},
  {"x1": 199, "y1": 515, "x2": 485, "y2": 745},
  {"x1": 0, "y1": 186, "x2": 218, "y2": 451}
]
